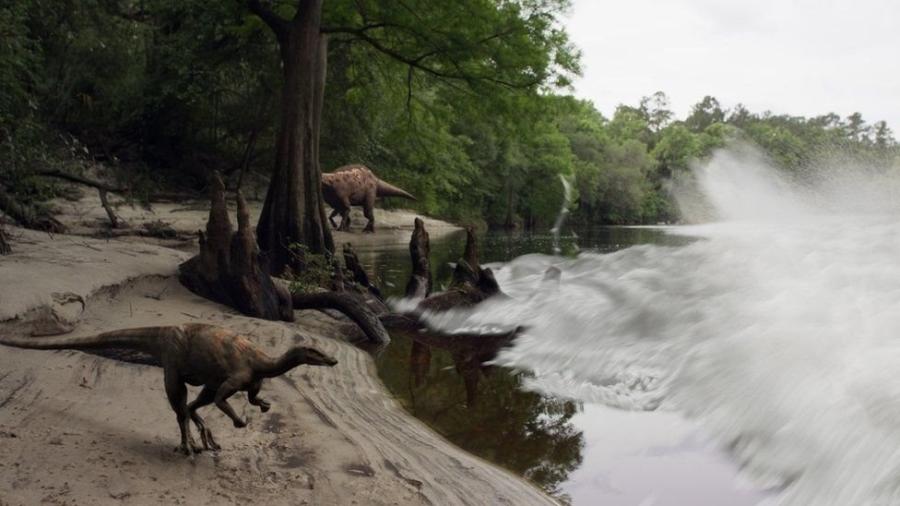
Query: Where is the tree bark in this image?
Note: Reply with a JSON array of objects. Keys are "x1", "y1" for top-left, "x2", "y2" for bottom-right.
[
  {"x1": 255, "y1": 0, "x2": 334, "y2": 275},
  {"x1": 343, "y1": 242, "x2": 382, "y2": 299},
  {"x1": 0, "y1": 226, "x2": 10, "y2": 255},
  {"x1": 292, "y1": 291, "x2": 389, "y2": 345},
  {"x1": 404, "y1": 217, "x2": 432, "y2": 298},
  {"x1": 180, "y1": 173, "x2": 388, "y2": 344},
  {"x1": 179, "y1": 172, "x2": 294, "y2": 321}
]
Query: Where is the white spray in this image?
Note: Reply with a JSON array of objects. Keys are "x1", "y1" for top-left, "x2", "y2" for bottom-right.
[{"x1": 421, "y1": 143, "x2": 900, "y2": 505}]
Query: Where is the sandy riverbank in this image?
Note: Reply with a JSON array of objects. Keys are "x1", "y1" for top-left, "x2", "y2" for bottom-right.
[{"x1": 0, "y1": 198, "x2": 554, "y2": 505}]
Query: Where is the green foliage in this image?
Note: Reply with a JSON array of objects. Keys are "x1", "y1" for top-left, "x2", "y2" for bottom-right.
[
  {"x1": 286, "y1": 243, "x2": 334, "y2": 292},
  {"x1": 1, "y1": 0, "x2": 898, "y2": 232}
]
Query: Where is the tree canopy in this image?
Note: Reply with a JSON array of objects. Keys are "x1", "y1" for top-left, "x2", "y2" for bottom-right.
[{"x1": 1, "y1": 0, "x2": 898, "y2": 232}]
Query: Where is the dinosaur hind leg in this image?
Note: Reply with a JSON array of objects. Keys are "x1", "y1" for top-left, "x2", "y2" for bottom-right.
[
  {"x1": 339, "y1": 197, "x2": 352, "y2": 231},
  {"x1": 188, "y1": 386, "x2": 220, "y2": 451},
  {"x1": 215, "y1": 379, "x2": 247, "y2": 428},
  {"x1": 164, "y1": 370, "x2": 201, "y2": 455},
  {"x1": 248, "y1": 381, "x2": 270, "y2": 413},
  {"x1": 362, "y1": 194, "x2": 375, "y2": 233},
  {"x1": 329, "y1": 209, "x2": 340, "y2": 229}
]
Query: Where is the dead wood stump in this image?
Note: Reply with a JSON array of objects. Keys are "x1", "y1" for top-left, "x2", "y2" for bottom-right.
[
  {"x1": 179, "y1": 173, "x2": 293, "y2": 321},
  {"x1": 404, "y1": 217, "x2": 432, "y2": 299},
  {"x1": 343, "y1": 243, "x2": 382, "y2": 299},
  {"x1": 179, "y1": 172, "x2": 390, "y2": 345}
]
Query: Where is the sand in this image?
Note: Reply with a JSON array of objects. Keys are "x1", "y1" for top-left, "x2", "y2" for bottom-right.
[{"x1": 0, "y1": 198, "x2": 554, "y2": 506}]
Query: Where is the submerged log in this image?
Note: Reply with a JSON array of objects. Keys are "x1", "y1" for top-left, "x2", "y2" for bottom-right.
[
  {"x1": 415, "y1": 227, "x2": 503, "y2": 313},
  {"x1": 179, "y1": 172, "x2": 389, "y2": 345},
  {"x1": 380, "y1": 219, "x2": 520, "y2": 399}
]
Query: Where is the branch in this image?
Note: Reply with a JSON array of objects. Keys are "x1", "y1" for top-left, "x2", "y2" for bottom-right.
[
  {"x1": 247, "y1": 0, "x2": 289, "y2": 36},
  {"x1": 320, "y1": 22, "x2": 391, "y2": 34},
  {"x1": 292, "y1": 291, "x2": 391, "y2": 345},
  {"x1": 324, "y1": 25, "x2": 540, "y2": 90},
  {"x1": 34, "y1": 169, "x2": 129, "y2": 194}
]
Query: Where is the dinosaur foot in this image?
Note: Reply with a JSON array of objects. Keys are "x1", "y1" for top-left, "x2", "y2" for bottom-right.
[
  {"x1": 258, "y1": 400, "x2": 271, "y2": 413},
  {"x1": 232, "y1": 418, "x2": 248, "y2": 429},
  {"x1": 362, "y1": 227, "x2": 374, "y2": 234},
  {"x1": 199, "y1": 428, "x2": 221, "y2": 451},
  {"x1": 174, "y1": 442, "x2": 203, "y2": 456},
  {"x1": 174, "y1": 433, "x2": 204, "y2": 455}
]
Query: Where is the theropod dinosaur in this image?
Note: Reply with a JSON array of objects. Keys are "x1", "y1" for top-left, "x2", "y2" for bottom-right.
[
  {"x1": 0, "y1": 323, "x2": 336, "y2": 455},
  {"x1": 322, "y1": 165, "x2": 415, "y2": 233}
]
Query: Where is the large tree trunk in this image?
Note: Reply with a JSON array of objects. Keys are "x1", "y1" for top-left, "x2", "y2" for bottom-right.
[
  {"x1": 256, "y1": 0, "x2": 333, "y2": 275},
  {"x1": 0, "y1": 226, "x2": 10, "y2": 255}
]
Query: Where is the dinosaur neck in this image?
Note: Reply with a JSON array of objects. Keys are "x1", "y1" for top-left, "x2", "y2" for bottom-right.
[{"x1": 255, "y1": 352, "x2": 300, "y2": 378}]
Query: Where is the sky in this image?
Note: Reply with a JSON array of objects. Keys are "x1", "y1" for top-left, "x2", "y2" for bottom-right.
[{"x1": 564, "y1": 0, "x2": 900, "y2": 131}]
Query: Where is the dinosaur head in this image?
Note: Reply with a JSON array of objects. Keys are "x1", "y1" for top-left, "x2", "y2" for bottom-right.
[{"x1": 287, "y1": 346, "x2": 338, "y2": 367}]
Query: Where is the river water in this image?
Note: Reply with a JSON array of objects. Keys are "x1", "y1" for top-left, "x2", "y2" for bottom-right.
[{"x1": 364, "y1": 146, "x2": 900, "y2": 505}]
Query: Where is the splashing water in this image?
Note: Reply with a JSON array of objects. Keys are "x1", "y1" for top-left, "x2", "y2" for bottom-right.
[
  {"x1": 420, "y1": 145, "x2": 900, "y2": 505},
  {"x1": 551, "y1": 174, "x2": 576, "y2": 255}
]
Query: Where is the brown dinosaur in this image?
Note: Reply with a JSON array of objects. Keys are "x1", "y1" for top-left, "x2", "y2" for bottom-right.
[
  {"x1": 322, "y1": 164, "x2": 415, "y2": 233},
  {"x1": 0, "y1": 323, "x2": 337, "y2": 455}
]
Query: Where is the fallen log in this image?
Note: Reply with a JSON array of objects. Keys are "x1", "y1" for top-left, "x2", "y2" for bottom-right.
[
  {"x1": 34, "y1": 169, "x2": 128, "y2": 229},
  {"x1": 293, "y1": 291, "x2": 390, "y2": 345},
  {"x1": 0, "y1": 185, "x2": 66, "y2": 233}
]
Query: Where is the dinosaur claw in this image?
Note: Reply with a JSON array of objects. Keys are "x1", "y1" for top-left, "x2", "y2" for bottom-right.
[
  {"x1": 233, "y1": 418, "x2": 247, "y2": 429},
  {"x1": 199, "y1": 428, "x2": 221, "y2": 451}
]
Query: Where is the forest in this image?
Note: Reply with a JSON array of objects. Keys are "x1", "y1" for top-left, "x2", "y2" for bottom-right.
[{"x1": 2, "y1": 0, "x2": 899, "y2": 238}]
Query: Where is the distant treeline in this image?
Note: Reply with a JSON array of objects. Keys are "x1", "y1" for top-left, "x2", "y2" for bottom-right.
[{"x1": 2, "y1": 1, "x2": 897, "y2": 229}]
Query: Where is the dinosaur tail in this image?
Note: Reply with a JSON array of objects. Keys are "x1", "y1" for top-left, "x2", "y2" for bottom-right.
[
  {"x1": 376, "y1": 179, "x2": 416, "y2": 201},
  {"x1": 0, "y1": 326, "x2": 173, "y2": 356}
]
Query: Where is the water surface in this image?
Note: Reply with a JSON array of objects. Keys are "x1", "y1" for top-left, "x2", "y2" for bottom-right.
[{"x1": 361, "y1": 227, "x2": 762, "y2": 504}]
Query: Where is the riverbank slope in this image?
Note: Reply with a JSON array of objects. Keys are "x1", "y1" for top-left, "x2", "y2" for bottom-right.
[{"x1": 0, "y1": 200, "x2": 554, "y2": 506}]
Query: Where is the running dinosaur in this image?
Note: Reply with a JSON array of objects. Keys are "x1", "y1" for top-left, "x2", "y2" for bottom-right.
[
  {"x1": 322, "y1": 164, "x2": 416, "y2": 233},
  {"x1": 0, "y1": 323, "x2": 337, "y2": 455}
]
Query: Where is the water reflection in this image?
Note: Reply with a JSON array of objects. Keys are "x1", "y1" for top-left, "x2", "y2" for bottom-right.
[{"x1": 376, "y1": 326, "x2": 584, "y2": 496}]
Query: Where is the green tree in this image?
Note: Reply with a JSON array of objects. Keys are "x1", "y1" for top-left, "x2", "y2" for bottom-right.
[{"x1": 685, "y1": 95, "x2": 725, "y2": 132}]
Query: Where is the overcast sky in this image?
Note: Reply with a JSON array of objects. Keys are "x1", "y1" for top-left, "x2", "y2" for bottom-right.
[{"x1": 564, "y1": 0, "x2": 900, "y2": 131}]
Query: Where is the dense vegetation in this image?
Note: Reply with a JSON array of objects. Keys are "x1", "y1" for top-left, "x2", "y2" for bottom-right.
[{"x1": 2, "y1": 0, "x2": 898, "y2": 233}]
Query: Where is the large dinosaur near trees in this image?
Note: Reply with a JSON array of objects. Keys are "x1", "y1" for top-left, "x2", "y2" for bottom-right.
[
  {"x1": 0, "y1": 323, "x2": 336, "y2": 455},
  {"x1": 322, "y1": 165, "x2": 415, "y2": 233}
]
